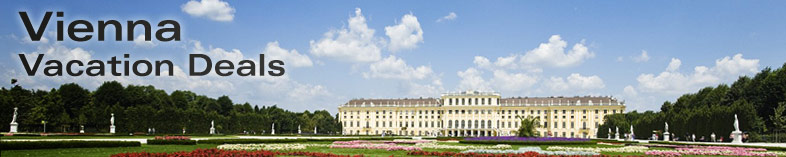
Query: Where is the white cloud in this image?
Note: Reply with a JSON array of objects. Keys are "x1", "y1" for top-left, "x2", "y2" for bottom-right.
[
  {"x1": 545, "y1": 73, "x2": 605, "y2": 91},
  {"x1": 712, "y1": 54, "x2": 759, "y2": 77},
  {"x1": 623, "y1": 85, "x2": 637, "y2": 97},
  {"x1": 666, "y1": 58, "x2": 681, "y2": 72},
  {"x1": 473, "y1": 35, "x2": 593, "y2": 71},
  {"x1": 457, "y1": 68, "x2": 490, "y2": 91},
  {"x1": 490, "y1": 70, "x2": 537, "y2": 92},
  {"x1": 262, "y1": 41, "x2": 313, "y2": 67},
  {"x1": 310, "y1": 8, "x2": 383, "y2": 63},
  {"x1": 636, "y1": 54, "x2": 759, "y2": 95},
  {"x1": 133, "y1": 35, "x2": 157, "y2": 48},
  {"x1": 363, "y1": 55, "x2": 433, "y2": 80},
  {"x1": 181, "y1": 0, "x2": 235, "y2": 22},
  {"x1": 191, "y1": 40, "x2": 244, "y2": 62},
  {"x1": 436, "y1": 12, "x2": 457, "y2": 22},
  {"x1": 633, "y1": 50, "x2": 650, "y2": 62},
  {"x1": 385, "y1": 13, "x2": 424, "y2": 52},
  {"x1": 519, "y1": 35, "x2": 594, "y2": 67}
]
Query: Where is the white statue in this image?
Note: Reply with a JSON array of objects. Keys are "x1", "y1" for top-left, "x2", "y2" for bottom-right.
[
  {"x1": 734, "y1": 114, "x2": 740, "y2": 131},
  {"x1": 11, "y1": 107, "x2": 18, "y2": 123},
  {"x1": 298, "y1": 125, "x2": 301, "y2": 134},
  {"x1": 271, "y1": 123, "x2": 275, "y2": 135},
  {"x1": 615, "y1": 126, "x2": 619, "y2": 139},
  {"x1": 209, "y1": 120, "x2": 216, "y2": 134},
  {"x1": 314, "y1": 126, "x2": 317, "y2": 134},
  {"x1": 665, "y1": 122, "x2": 669, "y2": 132},
  {"x1": 109, "y1": 113, "x2": 116, "y2": 134}
]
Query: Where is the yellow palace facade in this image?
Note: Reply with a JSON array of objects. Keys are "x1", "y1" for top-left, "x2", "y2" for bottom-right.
[{"x1": 338, "y1": 91, "x2": 625, "y2": 138}]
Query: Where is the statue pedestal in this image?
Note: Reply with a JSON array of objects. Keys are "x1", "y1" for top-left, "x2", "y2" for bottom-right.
[
  {"x1": 209, "y1": 127, "x2": 215, "y2": 135},
  {"x1": 614, "y1": 133, "x2": 620, "y2": 141},
  {"x1": 663, "y1": 132, "x2": 670, "y2": 141},
  {"x1": 80, "y1": 129, "x2": 85, "y2": 133},
  {"x1": 731, "y1": 131, "x2": 743, "y2": 144},
  {"x1": 110, "y1": 125, "x2": 116, "y2": 134},
  {"x1": 608, "y1": 134, "x2": 612, "y2": 139},
  {"x1": 9, "y1": 122, "x2": 18, "y2": 133}
]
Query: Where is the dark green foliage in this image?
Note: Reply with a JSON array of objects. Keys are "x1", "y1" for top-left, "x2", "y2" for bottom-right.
[
  {"x1": 436, "y1": 137, "x2": 464, "y2": 141},
  {"x1": 516, "y1": 116, "x2": 540, "y2": 137},
  {"x1": 147, "y1": 139, "x2": 197, "y2": 145},
  {"x1": 598, "y1": 63, "x2": 786, "y2": 141},
  {"x1": 0, "y1": 141, "x2": 141, "y2": 150},
  {"x1": 0, "y1": 81, "x2": 342, "y2": 135}
]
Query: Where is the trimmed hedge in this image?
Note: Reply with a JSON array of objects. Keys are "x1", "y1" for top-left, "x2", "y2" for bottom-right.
[
  {"x1": 459, "y1": 140, "x2": 596, "y2": 145},
  {"x1": 0, "y1": 141, "x2": 141, "y2": 150},
  {"x1": 197, "y1": 139, "x2": 307, "y2": 144},
  {"x1": 648, "y1": 141, "x2": 786, "y2": 151},
  {"x1": 147, "y1": 139, "x2": 197, "y2": 145},
  {"x1": 591, "y1": 139, "x2": 639, "y2": 144},
  {"x1": 436, "y1": 137, "x2": 465, "y2": 141}
]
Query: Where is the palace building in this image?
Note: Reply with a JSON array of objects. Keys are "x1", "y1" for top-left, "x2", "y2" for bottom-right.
[{"x1": 337, "y1": 91, "x2": 625, "y2": 138}]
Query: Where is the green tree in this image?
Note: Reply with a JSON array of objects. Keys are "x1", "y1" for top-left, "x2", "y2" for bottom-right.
[{"x1": 516, "y1": 116, "x2": 540, "y2": 137}]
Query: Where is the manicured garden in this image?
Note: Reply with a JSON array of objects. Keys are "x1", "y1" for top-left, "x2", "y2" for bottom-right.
[{"x1": 3, "y1": 136, "x2": 786, "y2": 157}]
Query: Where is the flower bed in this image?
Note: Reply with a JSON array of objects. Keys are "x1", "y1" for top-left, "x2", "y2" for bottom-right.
[
  {"x1": 465, "y1": 136, "x2": 590, "y2": 142},
  {"x1": 462, "y1": 147, "x2": 599, "y2": 156},
  {"x1": 643, "y1": 145, "x2": 777, "y2": 156},
  {"x1": 330, "y1": 143, "x2": 422, "y2": 151},
  {"x1": 546, "y1": 146, "x2": 649, "y2": 153},
  {"x1": 408, "y1": 151, "x2": 541, "y2": 157},
  {"x1": 153, "y1": 136, "x2": 190, "y2": 140},
  {"x1": 331, "y1": 140, "x2": 432, "y2": 145},
  {"x1": 218, "y1": 143, "x2": 330, "y2": 151},
  {"x1": 111, "y1": 148, "x2": 362, "y2": 157},
  {"x1": 148, "y1": 136, "x2": 195, "y2": 145},
  {"x1": 414, "y1": 142, "x2": 512, "y2": 150}
]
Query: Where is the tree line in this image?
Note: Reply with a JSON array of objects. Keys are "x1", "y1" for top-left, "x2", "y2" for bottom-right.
[
  {"x1": 597, "y1": 63, "x2": 786, "y2": 142},
  {"x1": 0, "y1": 81, "x2": 342, "y2": 134}
]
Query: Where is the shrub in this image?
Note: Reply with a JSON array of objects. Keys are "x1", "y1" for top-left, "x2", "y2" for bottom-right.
[
  {"x1": 436, "y1": 136, "x2": 464, "y2": 141},
  {"x1": 147, "y1": 139, "x2": 197, "y2": 145},
  {"x1": 0, "y1": 141, "x2": 141, "y2": 150}
]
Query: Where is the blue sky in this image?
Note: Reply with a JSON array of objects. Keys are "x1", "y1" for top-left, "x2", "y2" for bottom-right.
[{"x1": 1, "y1": 0, "x2": 785, "y2": 113}]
